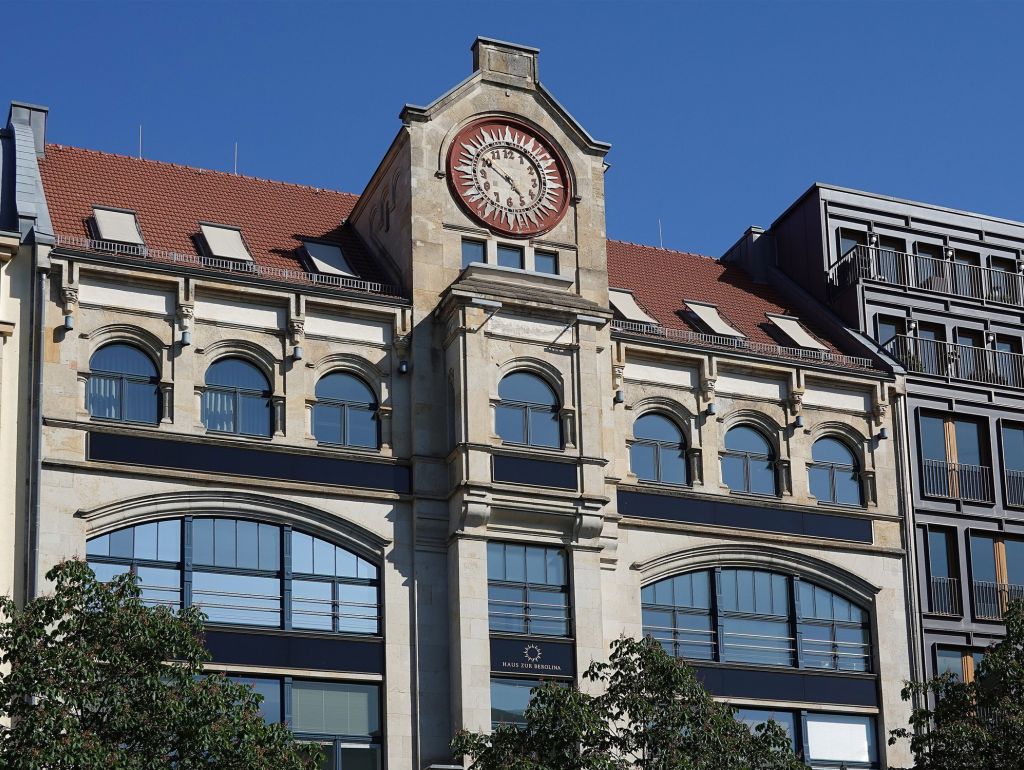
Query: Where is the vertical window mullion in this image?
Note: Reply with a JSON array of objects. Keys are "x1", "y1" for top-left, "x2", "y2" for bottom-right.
[
  {"x1": 341, "y1": 403, "x2": 349, "y2": 447},
  {"x1": 283, "y1": 676, "x2": 292, "y2": 727},
  {"x1": 183, "y1": 516, "x2": 193, "y2": 609},
  {"x1": 713, "y1": 567, "x2": 725, "y2": 662},
  {"x1": 282, "y1": 525, "x2": 292, "y2": 631},
  {"x1": 792, "y1": 576, "x2": 804, "y2": 669},
  {"x1": 522, "y1": 405, "x2": 531, "y2": 446}
]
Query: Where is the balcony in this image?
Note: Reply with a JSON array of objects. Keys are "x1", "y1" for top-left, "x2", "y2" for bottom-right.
[
  {"x1": 1007, "y1": 469, "x2": 1024, "y2": 507},
  {"x1": 928, "y1": 576, "x2": 961, "y2": 616},
  {"x1": 885, "y1": 335, "x2": 1024, "y2": 389},
  {"x1": 829, "y1": 244, "x2": 1023, "y2": 306},
  {"x1": 973, "y1": 580, "x2": 1024, "y2": 621},
  {"x1": 922, "y1": 459, "x2": 993, "y2": 503}
]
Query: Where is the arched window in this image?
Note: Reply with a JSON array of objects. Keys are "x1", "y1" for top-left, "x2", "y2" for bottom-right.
[
  {"x1": 88, "y1": 343, "x2": 160, "y2": 424},
  {"x1": 86, "y1": 517, "x2": 380, "y2": 635},
  {"x1": 809, "y1": 437, "x2": 862, "y2": 506},
  {"x1": 495, "y1": 371, "x2": 561, "y2": 448},
  {"x1": 721, "y1": 425, "x2": 776, "y2": 495},
  {"x1": 203, "y1": 358, "x2": 272, "y2": 437},
  {"x1": 642, "y1": 568, "x2": 870, "y2": 672},
  {"x1": 631, "y1": 413, "x2": 688, "y2": 485},
  {"x1": 313, "y1": 372, "x2": 378, "y2": 448}
]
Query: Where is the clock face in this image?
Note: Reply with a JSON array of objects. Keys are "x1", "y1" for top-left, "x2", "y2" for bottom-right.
[{"x1": 447, "y1": 118, "x2": 570, "y2": 238}]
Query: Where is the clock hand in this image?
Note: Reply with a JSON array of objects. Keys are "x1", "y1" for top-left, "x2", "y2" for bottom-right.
[{"x1": 484, "y1": 159, "x2": 524, "y2": 198}]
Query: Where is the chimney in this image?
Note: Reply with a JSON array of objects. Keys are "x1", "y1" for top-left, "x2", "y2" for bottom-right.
[
  {"x1": 471, "y1": 37, "x2": 539, "y2": 86},
  {"x1": 8, "y1": 101, "x2": 49, "y2": 157}
]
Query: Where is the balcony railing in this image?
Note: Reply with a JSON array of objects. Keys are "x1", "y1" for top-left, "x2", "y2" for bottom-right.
[
  {"x1": 922, "y1": 458, "x2": 993, "y2": 502},
  {"x1": 929, "y1": 576, "x2": 961, "y2": 616},
  {"x1": 1007, "y1": 469, "x2": 1024, "y2": 508},
  {"x1": 885, "y1": 335, "x2": 1024, "y2": 389},
  {"x1": 973, "y1": 580, "x2": 1024, "y2": 621},
  {"x1": 829, "y1": 244, "x2": 1024, "y2": 306}
]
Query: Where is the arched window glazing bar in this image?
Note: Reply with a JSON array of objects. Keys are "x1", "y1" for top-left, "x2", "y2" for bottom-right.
[
  {"x1": 88, "y1": 343, "x2": 161, "y2": 424},
  {"x1": 312, "y1": 372, "x2": 379, "y2": 449},
  {"x1": 809, "y1": 437, "x2": 863, "y2": 506},
  {"x1": 641, "y1": 568, "x2": 870, "y2": 673},
  {"x1": 495, "y1": 371, "x2": 562, "y2": 449},
  {"x1": 86, "y1": 517, "x2": 381, "y2": 636},
  {"x1": 721, "y1": 425, "x2": 777, "y2": 495},
  {"x1": 630, "y1": 412, "x2": 688, "y2": 485},
  {"x1": 203, "y1": 358, "x2": 273, "y2": 437}
]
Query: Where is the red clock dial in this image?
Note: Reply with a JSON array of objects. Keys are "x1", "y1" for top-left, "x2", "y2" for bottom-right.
[{"x1": 447, "y1": 118, "x2": 570, "y2": 238}]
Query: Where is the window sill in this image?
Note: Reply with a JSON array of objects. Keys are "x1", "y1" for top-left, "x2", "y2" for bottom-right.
[{"x1": 89, "y1": 416, "x2": 163, "y2": 430}]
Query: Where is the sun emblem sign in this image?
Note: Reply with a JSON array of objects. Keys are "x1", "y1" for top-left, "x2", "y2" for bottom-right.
[
  {"x1": 447, "y1": 118, "x2": 570, "y2": 238},
  {"x1": 523, "y1": 644, "x2": 543, "y2": 664}
]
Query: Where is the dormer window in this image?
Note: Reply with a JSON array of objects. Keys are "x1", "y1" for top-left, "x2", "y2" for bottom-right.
[
  {"x1": 199, "y1": 223, "x2": 253, "y2": 263},
  {"x1": 766, "y1": 313, "x2": 828, "y2": 351},
  {"x1": 92, "y1": 206, "x2": 144, "y2": 246},
  {"x1": 685, "y1": 300, "x2": 745, "y2": 338},
  {"x1": 609, "y1": 289, "x2": 658, "y2": 325},
  {"x1": 304, "y1": 241, "x2": 357, "y2": 278}
]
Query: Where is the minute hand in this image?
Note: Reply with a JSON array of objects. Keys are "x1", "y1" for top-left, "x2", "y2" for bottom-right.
[{"x1": 489, "y1": 161, "x2": 523, "y2": 197}]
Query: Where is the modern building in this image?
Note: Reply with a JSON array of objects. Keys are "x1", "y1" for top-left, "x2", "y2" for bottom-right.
[
  {"x1": 761, "y1": 184, "x2": 1024, "y2": 688},
  {"x1": 4, "y1": 39, "x2": 917, "y2": 769}
]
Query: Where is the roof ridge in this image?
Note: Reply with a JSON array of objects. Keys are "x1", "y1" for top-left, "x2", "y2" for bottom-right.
[
  {"x1": 44, "y1": 143, "x2": 360, "y2": 198},
  {"x1": 607, "y1": 237, "x2": 718, "y2": 261}
]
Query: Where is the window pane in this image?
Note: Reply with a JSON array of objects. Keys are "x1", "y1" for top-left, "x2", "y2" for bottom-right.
[
  {"x1": 110, "y1": 527, "x2": 134, "y2": 559},
  {"x1": 193, "y1": 518, "x2": 214, "y2": 566},
  {"x1": 293, "y1": 580, "x2": 333, "y2": 631},
  {"x1": 487, "y1": 542, "x2": 504, "y2": 581},
  {"x1": 834, "y1": 469, "x2": 862, "y2": 506},
  {"x1": 236, "y1": 521, "x2": 260, "y2": 570},
  {"x1": 239, "y1": 393, "x2": 272, "y2": 437},
  {"x1": 735, "y1": 709, "x2": 797, "y2": 752},
  {"x1": 491, "y1": 678, "x2": 537, "y2": 727},
  {"x1": 203, "y1": 389, "x2": 235, "y2": 433},
  {"x1": 970, "y1": 535, "x2": 997, "y2": 583},
  {"x1": 630, "y1": 442, "x2": 657, "y2": 482},
  {"x1": 927, "y1": 529, "x2": 954, "y2": 579},
  {"x1": 495, "y1": 404, "x2": 526, "y2": 444},
  {"x1": 214, "y1": 519, "x2": 236, "y2": 567},
  {"x1": 314, "y1": 537, "x2": 335, "y2": 576},
  {"x1": 936, "y1": 647, "x2": 964, "y2": 680},
  {"x1": 340, "y1": 746, "x2": 380, "y2": 770},
  {"x1": 488, "y1": 584, "x2": 526, "y2": 634},
  {"x1": 1006, "y1": 540, "x2": 1024, "y2": 585},
  {"x1": 231, "y1": 677, "x2": 281, "y2": 725},
  {"x1": 812, "y1": 438, "x2": 854, "y2": 465},
  {"x1": 529, "y1": 408, "x2": 561, "y2": 448},
  {"x1": 805, "y1": 714, "x2": 876, "y2": 764},
  {"x1": 157, "y1": 520, "x2": 180, "y2": 562},
  {"x1": 292, "y1": 532, "x2": 314, "y2": 574},
  {"x1": 545, "y1": 549, "x2": 566, "y2": 587},
  {"x1": 1005, "y1": 426, "x2": 1024, "y2": 472},
  {"x1": 722, "y1": 617, "x2": 791, "y2": 666},
  {"x1": 123, "y1": 380, "x2": 159, "y2": 424},
  {"x1": 338, "y1": 583, "x2": 379, "y2": 635},
  {"x1": 528, "y1": 587, "x2": 568, "y2": 636},
  {"x1": 920, "y1": 415, "x2": 947, "y2": 461},
  {"x1": 659, "y1": 447, "x2": 688, "y2": 485},
  {"x1": 315, "y1": 373, "x2": 375, "y2": 404},
  {"x1": 461, "y1": 239, "x2": 485, "y2": 268},
  {"x1": 89, "y1": 560, "x2": 129, "y2": 583},
  {"x1": 87, "y1": 534, "x2": 109, "y2": 557},
  {"x1": 336, "y1": 547, "x2": 358, "y2": 578},
  {"x1": 348, "y1": 408, "x2": 378, "y2": 448},
  {"x1": 721, "y1": 455, "x2": 746, "y2": 491},
  {"x1": 136, "y1": 566, "x2": 181, "y2": 608},
  {"x1": 291, "y1": 682, "x2": 380, "y2": 737},
  {"x1": 312, "y1": 403, "x2": 344, "y2": 444},
  {"x1": 504, "y1": 544, "x2": 526, "y2": 582},
  {"x1": 525, "y1": 547, "x2": 546, "y2": 584},
  {"x1": 808, "y1": 466, "x2": 832, "y2": 501},
  {"x1": 725, "y1": 426, "x2": 769, "y2": 454},
  {"x1": 955, "y1": 420, "x2": 983, "y2": 466},
  {"x1": 88, "y1": 375, "x2": 120, "y2": 420},
  {"x1": 133, "y1": 523, "x2": 158, "y2": 561},
  {"x1": 91, "y1": 343, "x2": 157, "y2": 377},
  {"x1": 258, "y1": 524, "x2": 279, "y2": 571},
  {"x1": 497, "y1": 245, "x2": 523, "y2": 269},
  {"x1": 748, "y1": 460, "x2": 776, "y2": 496},
  {"x1": 206, "y1": 358, "x2": 268, "y2": 391},
  {"x1": 498, "y1": 372, "x2": 557, "y2": 405},
  {"x1": 634, "y1": 414, "x2": 680, "y2": 443},
  {"x1": 192, "y1": 571, "x2": 280, "y2": 627},
  {"x1": 534, "y1": 250, "x2": 557, "y2": 275}
]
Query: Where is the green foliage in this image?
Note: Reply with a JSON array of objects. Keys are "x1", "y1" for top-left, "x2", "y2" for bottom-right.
[
  {"x1": 0, "y1": 560, "x2": 320, "y2": 770},
  {"x1": 452, "y1": 636, "x2": 807, "y2": 770},
  {"x1": 890, "y1": 600, "x2": 1024, "y2": 770}
]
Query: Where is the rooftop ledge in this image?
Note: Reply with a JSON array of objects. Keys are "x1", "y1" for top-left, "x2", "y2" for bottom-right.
[
  {"x1": 52, "y1": 234, "x2": 403, "y2": 299},
  {"x1": 460, "y1": 261, "x2": 575, "y2": 291}
]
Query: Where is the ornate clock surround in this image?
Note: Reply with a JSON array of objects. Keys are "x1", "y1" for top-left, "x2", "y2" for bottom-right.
[{"x1": 446, "y1": 116, "x2": 572, "y2": 239}]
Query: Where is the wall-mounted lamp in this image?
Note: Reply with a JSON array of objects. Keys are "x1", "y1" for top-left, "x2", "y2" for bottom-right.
[
  {"x1": 614, "y1": 389, "x2": 625, "y2": 404},
  {"x1": 794, "y1": 415, "x2": 805, "y2": 428},
  {"x1": 63, "y1": 314, "x2": 74, "y2": 331},
  {"x1": 707, "y1": 403, "x2": 717, "y2": 416},
  {"x1": 868, "y1": 233, "x2": 878, "y2": 246},
  {"x1": 945, "y1": 248, "x2": 955, "y2": 259},
  {"x1": 180, "y1": 330, "x2": 192, "y2": 347},
  {"x1": 398, "y1": 360, "x2": 409, "y2": 375},
  {"x1": 878, "y1": 427, "x2": 889, "y2": 440},
  {"x1": 292, "y1": 345, "x2": 304, "y2": 361},
  {"x1": 985, "y1": 332, "x2": 996, "y2": 344},
  {"x1": 907, "y1": 320, "x2": 918, "y2": 332}
]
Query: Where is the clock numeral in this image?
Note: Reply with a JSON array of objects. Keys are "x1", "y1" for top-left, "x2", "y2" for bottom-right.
[
  {"x1": 491, "y1": 151, "x2": 500, "y2": 160},
  {"x1": 493, "y1": 192, "x2": 500, "y2": 203},
  {"x1": 531, "y1": 177, "x2": 538, "y2": 188},
  {"x1": 483, "y1": 181, "x2": 490, "y2": 192},
  {"x1": 527, "y1": 167, "x2": 534, "y2": 175},
  {"x1": 506, "y1": 197, "x2": 514, "y2": 207},
  {"x1": 480, "y1": 168, "x2": 487, "y2": 179},
  {"x1": 503, "y1": 149, "x2": 513, "y2": 159}
]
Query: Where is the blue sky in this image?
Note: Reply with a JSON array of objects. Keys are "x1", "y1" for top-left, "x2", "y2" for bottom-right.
[{"x1": 6, "y1": 1, "x2": 1022, "y2": 256}]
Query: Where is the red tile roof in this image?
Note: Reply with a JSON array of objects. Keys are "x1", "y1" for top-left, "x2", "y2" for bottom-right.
[
  {"x1": 38, "y1": 145, "x2": 392, "y2": 288},
  {"x1": 606, "y1": 239, "x2": 843, "y2": 355}
]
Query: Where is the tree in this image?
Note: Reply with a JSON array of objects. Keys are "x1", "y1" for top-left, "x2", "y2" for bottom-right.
[
  {"x1": 890, "y1": 600, "x2": 1024, "y2": 770},
  {"x1": 452, "y1": 636, "x2": 807, "y2": 770},
  {"x1": 0, "y1": 559, "x2": 320, "y2": 770}
]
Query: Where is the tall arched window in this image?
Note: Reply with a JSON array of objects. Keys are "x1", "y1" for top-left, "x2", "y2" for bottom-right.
[
  {"x1": 642, "y1": 568, "x2": 871, "y2": 672},
  {"x1": 631, "y1": 413, "x2": 688, "y2": 485},
  {"x1": 721, "y1": 425, "x2": 776, "y2": 495},
  {"x1": 203, "y1": 358, "x2": 272, "y2": 437},
  {"x1": 809, "y1": 437, "x2": 862, "y2": 506},
  {"x1": 86, "y1": 517, "x2": 380, "y2": 635},
  {"x1": 88, "y1": 343, "x2": 160, "y2": 424},
  {"x1": 312, "y1": 372, "x2": 378, "y2": 448},
  {"x1": 495, "y1": 371, "x2": 561, "y2": 448}
]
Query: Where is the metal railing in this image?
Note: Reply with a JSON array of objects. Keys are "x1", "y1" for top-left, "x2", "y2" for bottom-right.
[
  {"x1": 972, "y1": 580, "x2": 1024, "y2": 621},
  {"x1": 54, "y1": 234, "x2": 403, "y2": 298},
  {"x1": 829, "y1": 244, "x2": 1024, "y2": 306},
  {"x1": 611, "y1": 319, "x2": 874, "y2": 370},
  {"x1": 922, "y1": 458, "x2": 993, "y2": 502},
  {"x1": 928, "y1": 576, "x2": 961, "y2": 616},
  {"x1": 885, "y1": 335, "x2": 1024, "y2": 388},
  {"x1": 1007, "y1": 469, "x2": 1024, "y2": 507}
]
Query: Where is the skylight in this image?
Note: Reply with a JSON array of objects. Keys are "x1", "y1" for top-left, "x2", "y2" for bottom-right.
[
  {"x1": 766, "y1": 313, "x2": 829, "y2": 351},
  {"x1": 304, "y1": 241, "x2": 356, "y2": 277},
  {"x1": 685, "y1": 301, "x2": 745, "y2": 338},
  {"x1": 92, "y1": 207, "x2": 144, "y2": 245},
  {"x1": 200, "y1": 223, "x2": 252, "y2": 262},
  {"x1": 609, "y1": 289, "x2": 658, "y2": 325}
]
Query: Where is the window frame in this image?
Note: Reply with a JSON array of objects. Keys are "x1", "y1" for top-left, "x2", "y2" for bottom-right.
[
  {"x1": 533, "y1": 249, "x2": 558, "y2": 275},
  {"x1": 629, "y1": 412, "x2": 689, "y2": 486},
  {"x1": 808, "y1": 437, "x2": 863, "y2": 508},
  {"x1": 312, "y1": 372, "x2": 380, "y2": 450},
  {"x1": 461, "y1": 237, "x2": 486, "y2": 269},
  {"x1": 87, "y1": 343, "x2": 161, "y2": 425},
  {"x1": 487, "y1": 542, "x2": 571, "y2": 639},
  {"x1": 721, "y1": 425, "x2": 778, "y2": 496},
  {"x1": 203, "y1": 357, "x2": 273, "y2": 437},
  {"x1": 497, "y1": 243, "x2": 525, "y2": 270},
  {"x1": 494, "y1": 371, "x2": 563, "y2": 449}
]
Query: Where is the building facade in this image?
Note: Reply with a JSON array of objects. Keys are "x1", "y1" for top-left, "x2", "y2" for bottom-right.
[
  {"x1": 764, "y1": 184, "x2": 1024, "y2": 688},
  {"x1": 2, "y1": 39, "x2": 918, "y2": 769}
]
